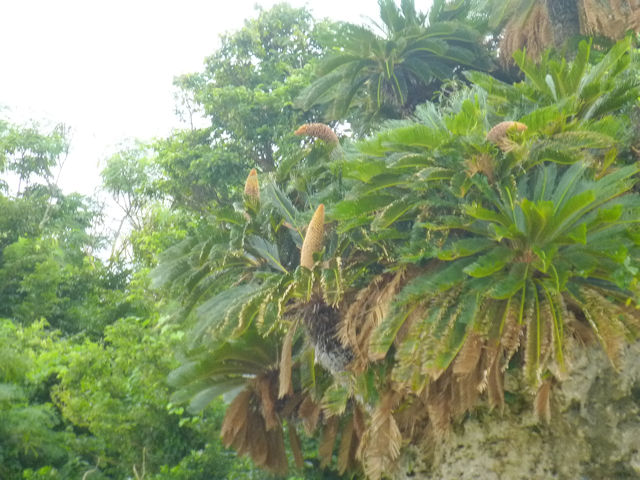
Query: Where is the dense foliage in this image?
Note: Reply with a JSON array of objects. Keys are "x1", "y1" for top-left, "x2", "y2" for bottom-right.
[{"x1": 2, "y1": 1, "x2": 640, "y2": 479}]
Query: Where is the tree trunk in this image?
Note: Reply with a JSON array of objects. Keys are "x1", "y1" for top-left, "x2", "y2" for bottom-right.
[{"x1": 544, "y1": 0, "x2": 581, "y2": 50}]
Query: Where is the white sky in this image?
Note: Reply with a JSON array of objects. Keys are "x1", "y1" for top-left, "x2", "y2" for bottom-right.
[{"x1": 0, "y1": 0, "x2": 374, "y2": 196}]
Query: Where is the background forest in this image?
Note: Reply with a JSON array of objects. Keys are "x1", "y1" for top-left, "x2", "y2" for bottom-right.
[{"x1": 2, "y1": 1, "x2": 640, "y2": 479}]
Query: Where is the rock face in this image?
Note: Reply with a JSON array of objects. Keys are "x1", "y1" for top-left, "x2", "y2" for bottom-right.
[{"x1": 402, "y1": 342, "x2": 640, "y2": 480}]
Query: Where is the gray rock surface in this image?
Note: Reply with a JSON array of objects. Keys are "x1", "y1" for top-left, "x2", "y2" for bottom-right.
[{"x1": 401, "y1": 342, "x2": 640, "y2": 479}]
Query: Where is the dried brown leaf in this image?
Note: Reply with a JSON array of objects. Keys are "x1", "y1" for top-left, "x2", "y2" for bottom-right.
[
  {"x1": 534, "y1": 379, "x2": 552, "y2": 424},
  {"x1": 501, "y1": 299, "x2": 523, "y2": 371},
  {"x1": 278, "y1": 325, "x2": 296, "y2": 399},
  {"x1": 579, "y1": 0, "x2": 640, "y2": 38},
  {"x1": 352, "y1": 404, "x2": 366, "y2": 439},
  {"x1": 500, "y1": 2, "x2": 552, "y2": 64},
  {"x1": 319, "y1": 416, "x2": 339, "y2": 467},
  {"x1": 486, "y1": 348, "x2": 505, "y2": 412},
  {"x1": 337, "y1": 416, "x2": 355, "y2": 474},
  {"x1": 256, "y1": 375, "x2": 279, "y2": 431},
  {"x1": 453, "y1": 333, "x2": 483, "y2": 376},
  {"x1": 581, "y1": 288, "x2": 627, "y2": 368},
  {"x1": 265, "y1": 426, "x2": 288, "y2": 474},
  {"x1": 464, "y1": 153, "x2": 495, "y2": 182},
  {"x1": 298, "y1": 395, "x2": 321, "y2": 435},
  {"x1": 249, "y1": 414, "x2": 269, "y2": 467},
  {"x1": 357, "y1": 391, "x2": 402, "y2": 480},
  {"x1": 425, "y1": 374, "x2": 453, "y2": 434},
  {"x1": 221, "y1": 389, "x2": 252, "y2": 444},
  {"x1": 288, "y1": 425, "x2": 305, "y2": 469}
]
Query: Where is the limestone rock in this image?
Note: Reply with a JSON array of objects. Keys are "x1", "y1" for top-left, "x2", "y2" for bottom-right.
[{"x1": 401, "y1": 342, "x2": 640, "y2": 479}]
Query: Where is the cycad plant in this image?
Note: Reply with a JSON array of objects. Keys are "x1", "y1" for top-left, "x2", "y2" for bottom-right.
[
  {"x1": 296, "y1": 0, "x2": 493, "y2": 131},
  {"x1": 158, "y1": 38, "x2": 640, "y2": 480}
]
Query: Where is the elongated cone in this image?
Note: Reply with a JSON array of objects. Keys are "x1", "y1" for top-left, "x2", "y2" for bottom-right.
[
  {"x1": 294, "y1": 123, "x2": 339, "y2": 146},
  {"x1": 487, "y1": 121, "x2": 527, "y2": 152},
  {"x1": 300, "y1": 204, "x2": 324, "y2": 270},
  {"x1": 244, "y1": 168, "x2": 260, "y2": 201}
]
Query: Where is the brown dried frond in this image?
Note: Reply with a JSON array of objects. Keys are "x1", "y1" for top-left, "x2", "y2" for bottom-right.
[
  {"x1": 298, "y1": 395, "x2": 321, "y2": 435},
  {"x1": 464, "y1": 153, "x2": 496, "y2": 182},
  {"x1": 539, "y1": 299, "x2": 554, "y2": 368},
  {"x1": 453, "y1": 333, "x2": 484, "y2": 376},
  {"x1": 534, "y1": 379, "x2": 553, "y2": 424},
  {"x1": 221, "y1": 388, "x2": 253, "y2": 443},
  {"x1": 394, "y1": 394, "x2": 429, "y2": 442},
  {"x1": 358, "y1": 391, "x2": 403, "y2": 480},
  {"x1": 487, "y1": 121, "x2": 528, "y2": 152},
  {"x1": 424, "y1": 374, "x2": 453, "y2": 435},
  {"x1": 500, "y1": 299, "x2": 524, "y2": 370},
  {"x1": 265, "y1": 426, "x2": 288, "y2": 474},
  {"x1": 223, "y1": 391, "x2": 269, "y2": 465},
  {"x1": 561, "y1": 295, "x2": 597, "y2": 347},
  {"x1": 233, "y1": 405, "x2": 254, "y2": 455},
  {"x1": 300, "y1": 204, "x2": 324, "y2": 270},
  {"x1": 454, "y1": 369, "x2": 483, "y2": 416},
  {"x1": 318, "y1": 415, "x2": 339, "y2": 467},
  {"x1": 567, "y1": 317, "x2": 596, "y2": 345},
  {"x1": 486, "y1": 344, "x2": 505, "y2": 412},
  {"x1": 339, "y1": 270, "x2": 408, "y2": 371},
  {"x1": 221, "y1": 386, "x2": 289, "y2": 474},
  {"x1": 288, "y1": 425, "x2": 305, "y2": 469},
  {"x1": 256, "y1": 374, "x2": 279, "y2": 431},
  {"x1": 295, "y1": 123, "x2": 339, "y2": 146},
  {"x1": 619, "y1": 301, "x2": 640, "y2": 334},
  {"x1": 248, "y1": 413, "x2": 269, "y2": 466},
  {"x1": 500, "y1": 2, "x2": 552, "y2": 64},
  {"x1": 279, "y1": 391, "x2": 303, "y2": 418},
  {"x1": 278, "y1": 325, "x2": 296, "y2": 399},
  {"x1": 243, "y1": 168, "x2": 260, "y2": 200},
  {"x1": 581, "y1": 287, "x2": 627, "y2": 368},
  {"x1": 579, "y1": 0, "x2": 640, "y2": 39},
  {"x1": 353, "y1": 403, "x2": 366, "y2": 439},
  {"x1": 523, "y1": 294, "x2": 542, "y2": 388},
  {"x1": 337, "y1": 415, "x2": 357, "y2": 474}
]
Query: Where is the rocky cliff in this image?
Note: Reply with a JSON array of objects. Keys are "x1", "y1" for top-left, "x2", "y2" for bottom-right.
[{"x1": 402, "y1": 342, "x2": 640, "y2": 479}]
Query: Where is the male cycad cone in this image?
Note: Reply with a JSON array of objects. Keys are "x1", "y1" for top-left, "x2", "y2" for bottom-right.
[
  {"x1": 294, "y1": 123, "x2": 339, "y2": 146},
  {"x1": 300, "y1": 204, "x2": 324, "y2": 269},
  {"x1": 244, "y1": 168, "x2": 260, "y2": 201}
]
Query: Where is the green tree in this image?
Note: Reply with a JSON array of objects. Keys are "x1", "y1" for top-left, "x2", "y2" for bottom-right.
[
  {"x1": 0, "y1": 119, "x2": 145, "y2": 336},
  {"x1": 156, "y1": 4, "x2": 337, "y2": 215}
]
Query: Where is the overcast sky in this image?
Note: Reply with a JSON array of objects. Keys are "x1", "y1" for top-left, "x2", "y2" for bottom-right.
[{"x1": 0, "y1": 0, "x2": 373, "y2": 195}]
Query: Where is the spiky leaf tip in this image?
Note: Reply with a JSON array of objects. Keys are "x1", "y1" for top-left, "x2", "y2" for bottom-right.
[
  {"x1": 295, "y1": 123, "x2": 339, "y2": 146},
  {"x1": 244, "y1": 168, "x2": 260, "y2": 201},
  {"x1": 300, "y1": 204, "x2": 325, "y2": 270}
]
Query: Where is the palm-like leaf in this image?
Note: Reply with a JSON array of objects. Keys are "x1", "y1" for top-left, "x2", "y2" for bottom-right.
[{"x1": 296, "y1": 0, "x2": 493, "y2": 131}]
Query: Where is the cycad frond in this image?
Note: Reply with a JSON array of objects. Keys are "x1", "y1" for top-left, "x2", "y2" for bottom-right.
[{"x1": 358, "y1": 390, "x2": 402, "y2": 480}]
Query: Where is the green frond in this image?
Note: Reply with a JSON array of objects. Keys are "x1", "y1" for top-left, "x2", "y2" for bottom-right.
[{"x1": 322, "y1": 382, "x2": 350, "y2": 416}]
